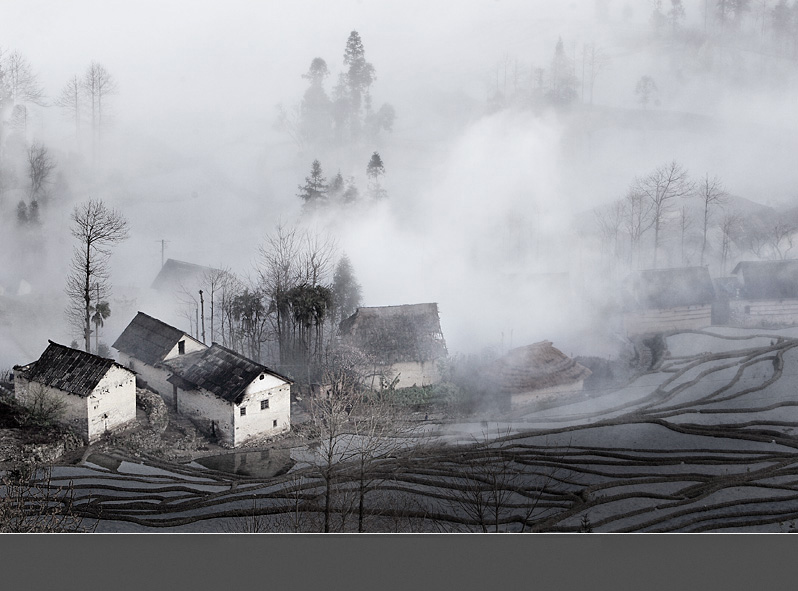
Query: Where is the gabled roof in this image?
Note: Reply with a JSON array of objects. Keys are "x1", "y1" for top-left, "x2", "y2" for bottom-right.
[
  {"x1": 112, "y1": 311, "x2": 195, "y2": 366},
  {"x1": 339, "y1": 303, "x2": 448, "y2": 364},
  {"x1": 731, "y1": 260, "x2": 798, "y2": 299},
  {"x1": 13, "y1": 341, "x2": 130, "y2": 398},
  {"x1": 488, "y1": 341, "x2": 591, "y2": 395},
  {"x1": 165, "y1": 344, "x2": 292, "y2": 405},
  {"x1": 151, "y1": 259, "x2": 220, "y2": 293},
  {"x1": 623, "y1": 267, "x2": 715, "y2": 310}
]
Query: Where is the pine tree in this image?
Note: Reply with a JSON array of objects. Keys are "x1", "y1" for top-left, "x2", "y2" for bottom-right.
[
  {"x1": 298, "y1": 159, "x2": 328, "y2": 209},
  {"x1": 546, "y1": 37, "x2": 578, "y2": 106},
  {"x1": 343, "y1": 31, "x2": 376, "y2": 138},
  {"x1": 300, "y1": 58, "x2": 332, "y2": 144},
  {"x1": 332, "y1": 255, "x2": 362, "y2": 321},
  {"x1": 366, "y1": 152, "x2": 386, "y2": 200}
]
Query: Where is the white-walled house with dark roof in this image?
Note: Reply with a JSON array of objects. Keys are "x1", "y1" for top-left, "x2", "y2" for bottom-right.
[
  {"x1": 114, "y1": 311, "x2": 292, "y2": 447},
  {"x1": 112, "y1": 311, "x2": 206, "y2": 405},
  {"x1": 13, "y1": 341, "x2": 136, "y2": 443},
  {"x1": 164, "y1": 344, "x2": 292, "y2": 447}
]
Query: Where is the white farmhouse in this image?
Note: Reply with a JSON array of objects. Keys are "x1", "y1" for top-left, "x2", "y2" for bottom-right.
[
  {"x1": 621, "y1": 267, "x2": 716, "y2": 336},
  {"x1": 338, "y1": 303, "x2": 448, "y2": 389},
  {"x1": 13, "y1": 341, "x2": 136, "y2": 443},
  {"x1": 112, "y1": 311, "x2": 206, "y2": 405},
  {"x1": 164, "y1": 344, "x2": 292, "y2": 447},
  {"x1": 728, "y1": 261, "x2": 798, "y2": 328}
]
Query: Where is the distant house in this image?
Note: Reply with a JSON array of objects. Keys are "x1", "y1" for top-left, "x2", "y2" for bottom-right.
[
  {"x1": 151, "y1": 258, "x2": 221, "y2": 295},
  {"x1": 13, "y1": 341, "x2": 136, "y2": 443},
  {"x1": 488, "y1": 341, "x2": 592, "y2": 409},
  {"x1": 339, "y1": 303, "x2": 448, "y2": 389},
  {"x1": 621, "y1": 267, "x2": 715, "y2": 336},
  {"x1": 729, "y1": 260, "x2": 798, "y2": 327},
  {"x1": 112, "y1": 311, "x2": 207, "y2": 398},
  {"x1": 164, "y1": 344, "x2": 292, "y2": 447}
]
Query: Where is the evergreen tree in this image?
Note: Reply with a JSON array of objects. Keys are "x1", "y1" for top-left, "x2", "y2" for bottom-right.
[
  {"x1": 16, "y1": 200, "x2": 28, "y2": 226},
  {"x1": 298, "y1": 159, "x2": 328, "y2": 209},
  {"x1": 332, "y1": 255, "x2": 362, "y2": 321},
  {"x1": 300, "y1": 58, "x2": 332, "y2": 144},
  {"x1": 366, "y1": 152, "x2": 386, "y2": 200},
  {"x1": 28, "y1": 200, "x2": 40, "y2": 225},
  {"x1": 343, "y1": 176, "x2": 360, "y2": 204},
  {"x1": 546, "y1": 37, "x2": 578, "y2": 107},
  {"x1": 328, "y1": 170, "x2": 345, "y2": 201},
  {"x1": 343, "y1": 31, "x2": 376, "y2": 138}
]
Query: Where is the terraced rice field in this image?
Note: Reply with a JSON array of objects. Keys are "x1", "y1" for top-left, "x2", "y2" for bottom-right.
[{"x1": 33, "y1": 328, "x2": 798, "y2": 531}]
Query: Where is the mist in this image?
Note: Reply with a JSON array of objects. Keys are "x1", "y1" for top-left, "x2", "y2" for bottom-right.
[{"x1": 4, "y1": 0, "x2": 798, "y2": 371}]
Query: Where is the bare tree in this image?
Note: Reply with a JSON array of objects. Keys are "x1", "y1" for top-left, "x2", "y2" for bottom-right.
[
  {"x1": 635, "y1": 161, "x2": 694, "y2": 268},
  {"x1": 622, "y1": 186, "x2": 654, "y2": 269},
  {"x1": 274, "y1": 102, "x2": 306, "y2": 151},
  {"x1": 767, "y1": 222, "x2": 797, "y2": 260},
  {"x1": 65, "y1": 199, "x2": 129, "y2": 352},
  {"x1": 0, "y1": 464, "x2": 89, "y2": 533},
  {"x1": 82, "y1": 62, "x2": 117, "y2": 166},
  {"x1": 583, "y1": 44, "x2": 610, "y2": 105},
  {"x1": 594, "y1": 200, "x2": 625, "y2": 272},
  {"x1": 697, "y1": 174, "x2": 728, "y2": 266},
  {"x1": 743, "y1": 218, "x2": 797, "y2": 261},
  {"x1": 1, "y1": 50, "x2": 45, "y2": 136},
  {"x1": 27, "y1": 142, "x2": 56, "y2": 201},
  {"x1": 55, "y1": 75, "x2": 82, "y2": 147}
]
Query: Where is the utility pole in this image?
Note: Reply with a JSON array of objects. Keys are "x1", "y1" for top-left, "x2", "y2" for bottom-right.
[
  {"x1": 95, "y1": 283, "x2": 100, "y2": 354},
  {"x1": 156, "y1": 239, "x2": 170, "y2": 268},
  {"x1": 199, "y1": 289, "x2": 206, "y2": 344}
]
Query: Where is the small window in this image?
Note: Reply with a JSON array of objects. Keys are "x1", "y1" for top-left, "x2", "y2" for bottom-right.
[
  {"x1": 178, "y1": 340, "x2": 186, "y2": 355},
  {"x1": 273, "y1": 420, "x2": 278, "y2": 428},
  {"x1": 261, "y1": 399, "x2": 269, "y2": 410},
  {"x1": 240, "y1": 406, "x2": 246, "y2": 416},
  {"x1": 259, "y1": 374, "x2": 264, "y2": 380}
]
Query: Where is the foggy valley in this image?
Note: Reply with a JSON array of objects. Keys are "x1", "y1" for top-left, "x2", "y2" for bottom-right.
[{"x1": 4, "y1": 0, "x2": 798, "y2": 532}]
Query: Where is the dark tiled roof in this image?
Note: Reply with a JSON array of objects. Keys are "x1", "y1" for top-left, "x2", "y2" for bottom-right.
[
  {"x1": 112, "y1": 311, "x2": 190, "y2": 366},
  {"x1": 165, "y1": 344, "x2": 292, "y2": 405},
  {"x1": 339, "y1": 303, "x2": 448, "y2": 364},
  {"x1": 151, "y1": 259, "x2": 220, "y2": 293},
  {"x1": 624, "y1": 267, "x2": 715, "y2": 310},
  {"x1": 488, "y1": 341, "x2": 592, "y2": 394},
  {"x1": 731, "y1": 260, "x2": 798, "y2": 299},
  {"x1": 14, "y1": 341, "x2": 128, "y2": 398}
]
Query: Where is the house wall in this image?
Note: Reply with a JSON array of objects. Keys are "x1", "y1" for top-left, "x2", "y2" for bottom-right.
[
  {"x1": 118, "y1": 352, "x2": 174, "y2": 405},
  {"x1": 624, "y1": 305, "x2": 712, "y2": 336},
  {"x1": 729, "y1": 299, "x2": 798, "y2": 328},
  {"x1": 174, "y1": 374, "x2": 291, "y2": 447},
  {"x1": 233, "y1": 375, "x2": 291, "y2": 446},
  {"x1": 86, "y1": 365, "x2": 136, "y2": 443},
  {"x1": 14, "y1": 374, "x2": 89, "y2": 437},
  {"x1": 174, "y1": 386, "x2": 235, "y2": 445},
  {"x1": 384, "y1": 360, "x2": 443, "y2": 389},
  {"x1": 162, "y1": 335, "x2": 206, "y2": 361},
  {"x1": 509, "y1": 380, "x2": 585, "y2": 408}
]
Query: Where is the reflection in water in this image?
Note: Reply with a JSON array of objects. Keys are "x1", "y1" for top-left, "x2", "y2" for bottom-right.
[{"x1": 195, "y1": 448, "x2": 295, "y2": 478}]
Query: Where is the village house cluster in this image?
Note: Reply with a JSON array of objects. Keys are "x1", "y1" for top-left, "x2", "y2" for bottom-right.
[{"x1": 12, "y1": 258, "x2": 796, "y2": 446}]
